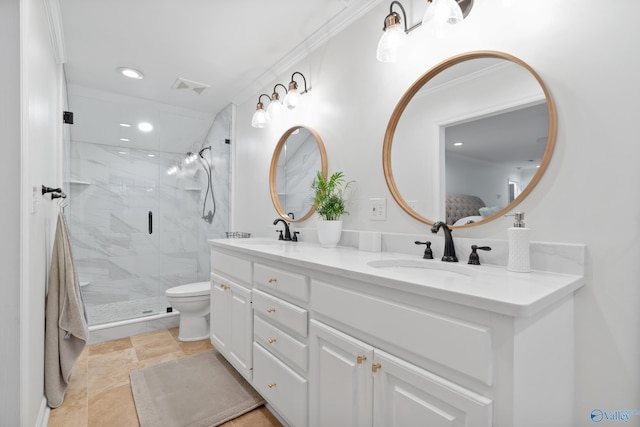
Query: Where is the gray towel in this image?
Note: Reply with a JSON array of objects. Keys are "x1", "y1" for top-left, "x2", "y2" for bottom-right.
[{"x1": 44, "y1": 212, "x2": 89, "y2": 408}]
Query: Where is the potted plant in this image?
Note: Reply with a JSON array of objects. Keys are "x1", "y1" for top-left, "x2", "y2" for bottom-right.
[{"x1": 311, "y1": 171, "x2": 353, "y2": 247}]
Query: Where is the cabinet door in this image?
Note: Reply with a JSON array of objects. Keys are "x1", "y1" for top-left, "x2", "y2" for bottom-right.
[
  {"x1": 210, "y1": 275, "x2": 230, "y2": 352},
  {"x1": 229, "y1": 282, "x2": 253, "y2": 379},
  {"x1": 309, "y1": 320, "x2": 374, "y2": 427},
  {"x1": 373, "y1": 349, "x2": 492, "y2": 427}
]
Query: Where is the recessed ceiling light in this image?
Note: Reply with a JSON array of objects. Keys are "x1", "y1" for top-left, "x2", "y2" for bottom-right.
[
  {"x1": 147, "y1": 154, "x2": 156, "y2": 157},
  {"x1": 118, "y1": 67, "x2": 144, "y2": 79},
  {"x1": 453, "y1": 142, "x2": 464, "y2": 146},
  {"x1": 118, "y1": 151, "x2": 127, "y2": 155},
  {"x1": 120, "y1": 138, "x2": 130, "y2": 142},
  {"x1": 119, "y1": 123, "x2": 131, "y2": 128},
  {"x1": 138, "y1": 122, "x2": 153, "y2": 132}
]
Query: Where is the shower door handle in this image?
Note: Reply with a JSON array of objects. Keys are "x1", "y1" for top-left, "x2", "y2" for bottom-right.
[{"x1": 148, "y1": 211, "x2": 153, "y2": 234}]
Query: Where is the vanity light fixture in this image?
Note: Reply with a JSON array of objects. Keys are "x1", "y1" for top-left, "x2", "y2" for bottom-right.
[
  {"x1": 266, "y1": 84, "x2": 288, "y2": 122},
  {"x1": 377, "y1": 1, "x2": 412, "y2": 63},
  {"x1": 376, "y1": 0, "x2": 473, "y2": 63},
  {"x1": 251, "y1": 94, "x2": 272, "y2": 128},
  {"x1": 118, "y1": 67, "x2": 144, "y2": 79},
  {"x1": 283, "y1": 72, "x2": 308, "y2": 110}
]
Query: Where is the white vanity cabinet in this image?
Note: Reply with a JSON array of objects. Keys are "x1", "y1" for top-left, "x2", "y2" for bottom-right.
[
  {"x1": 309, "y1": 320, "x2": 492, "y2": 427},
  {"x1": 251, "y1": 263, "x2": 310, "y2": 427},
  {"x1": 209, "y1": 239, "x2": 583, "y2": 427},
  {"x1": 210, "y1": 251, "x2": 253, "y2": 381}
]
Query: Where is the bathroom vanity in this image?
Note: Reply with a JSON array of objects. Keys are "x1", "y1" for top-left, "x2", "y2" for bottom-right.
[{"x1": 209, "y1": 237, "x2": 584, "y2": 427}]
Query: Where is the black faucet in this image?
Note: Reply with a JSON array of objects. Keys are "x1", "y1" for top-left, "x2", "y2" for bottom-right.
[
  {"x1": 431, "y1": 221, "x2": 458, "y2": 262},
  {"x1": 273, "y1": 218, "x2": 292, "y2": 241}
]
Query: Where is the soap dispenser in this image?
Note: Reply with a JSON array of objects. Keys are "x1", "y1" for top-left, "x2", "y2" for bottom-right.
[{"x1": 506, "y1": 212, "x2": 531, "y2": 273}]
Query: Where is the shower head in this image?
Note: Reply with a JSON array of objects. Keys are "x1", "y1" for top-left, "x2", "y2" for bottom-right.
[{"x1": 198, "y1": 146, "x2": 211, "y2": 158}]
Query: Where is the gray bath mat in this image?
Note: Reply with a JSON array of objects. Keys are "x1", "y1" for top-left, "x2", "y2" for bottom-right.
[{"x1": 130, "y1": 350, "x2": 264, "y2": 427}]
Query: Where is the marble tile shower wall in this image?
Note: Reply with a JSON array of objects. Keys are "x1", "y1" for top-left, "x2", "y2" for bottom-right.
[{"x1": 69, "y1": 139, "x2": 229, "y2": 324}]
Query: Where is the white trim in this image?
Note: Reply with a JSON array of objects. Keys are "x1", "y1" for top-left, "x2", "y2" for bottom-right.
[
  {"x1": 20, "y1": 0, "x2": 30, "y2": 423},
  {"x1": 35, "y1": 397, "x2": 50, "y2": 427}
]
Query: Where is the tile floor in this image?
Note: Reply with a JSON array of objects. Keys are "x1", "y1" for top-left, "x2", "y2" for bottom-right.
[{"x1": 48, "y1": 328, "x2": 283, "y2": 427}]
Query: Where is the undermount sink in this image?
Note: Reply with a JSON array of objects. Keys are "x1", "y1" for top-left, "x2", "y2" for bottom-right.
[{"x1": 367, "y1": 259, "x2": 478, "y2": 279}]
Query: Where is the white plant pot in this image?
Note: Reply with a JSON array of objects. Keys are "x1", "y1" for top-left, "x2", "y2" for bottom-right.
[{"x1": 317, "y1": 220, "x2": 342, "y2": 248}]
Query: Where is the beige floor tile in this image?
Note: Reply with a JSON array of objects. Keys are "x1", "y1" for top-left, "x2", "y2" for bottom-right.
[
  {"x1": 88, "y1": 337, "x2": 132, "y2": 356},
  {"x1": 87, "y1": 347, "x2": 139, "y2": 398},
  {"x1": 130, "y1": 329, "x2": 181, "y2": 360},
  {"x1": 177, "y1": 337, "x2": 214, "y2": 356},
  {"x1": 88, "y1": 383, "x2": 139, "y2": 427}
]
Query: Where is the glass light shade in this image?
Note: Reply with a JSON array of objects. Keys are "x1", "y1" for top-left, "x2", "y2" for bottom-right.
[
  {"x1": 251, "y1": 106, "x2": 270, "y2": 128},
  {"x1": 423, "y1": 0, "x2": 463, "y2": 26},
  {"x1": 267, "y1": 98, "x2": 285, "y2": 121},
  {"x1": 376, "y1": 24, "x2": 407, "y2": 63},
  {"x1": 284, "y1": 88, "x2": 300, "y2": 110}
]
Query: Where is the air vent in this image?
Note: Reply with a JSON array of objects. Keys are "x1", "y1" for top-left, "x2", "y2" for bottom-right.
[{"x1": 172, "y1": 77, "x2": 209, "y2": 95}]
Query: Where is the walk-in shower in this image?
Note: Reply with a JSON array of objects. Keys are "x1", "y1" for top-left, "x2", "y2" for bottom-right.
[{"x1": 66, "y1": 89, "x2": 231, "y2": 328}]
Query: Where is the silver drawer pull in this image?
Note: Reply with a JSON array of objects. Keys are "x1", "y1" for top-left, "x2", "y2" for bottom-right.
[
  {"x1": 268, "y1": 338, "x2": 277, "y2": 344},
  {"x1": 268, "y1": 277, "x2": 278, "y2": 283},
  {"x1": 266, "y1": 308, "x2": 276, "y2": 313},
  {"x1": 268, "y1": 383, "x2": 277, "y2": 388}
]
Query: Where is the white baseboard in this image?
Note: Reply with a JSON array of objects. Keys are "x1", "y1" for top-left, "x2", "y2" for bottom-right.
[{"x1": 35, "y1": 396, "x2": 50, "y2": 427}]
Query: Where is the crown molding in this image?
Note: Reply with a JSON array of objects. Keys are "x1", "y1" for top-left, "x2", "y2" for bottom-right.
[{"x1": 232, "y1": 0, "x2": 385, "y2": 105}]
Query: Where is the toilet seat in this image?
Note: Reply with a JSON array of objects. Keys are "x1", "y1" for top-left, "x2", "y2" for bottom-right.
[{"x1": 166, "y1": 281, "x2": 210, "y2": 297}]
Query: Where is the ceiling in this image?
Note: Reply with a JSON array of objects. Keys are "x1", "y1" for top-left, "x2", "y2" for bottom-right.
[
  {"x1": 56, "y1": 0, "x2": 384, "y2": 153},
  {"x1": 58, "y1": 0, "x2": 382, "y2": 115}
]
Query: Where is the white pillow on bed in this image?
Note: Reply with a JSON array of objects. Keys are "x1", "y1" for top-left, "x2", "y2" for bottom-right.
[{"x1": 453, "y1": 215, "x2": 483, "y2": 226}]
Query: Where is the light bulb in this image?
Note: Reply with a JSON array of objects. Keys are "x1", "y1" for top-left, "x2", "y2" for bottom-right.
[
  {"x1": 251, "y1": 105, "x2": 270, "y2": 128},
  {"x1": 283, "y1": 88, "x2": 300, "y2": 110},
  {"x1": 376, "y1": 23, "x2": 407, "y2": 63},
  {"x1": 266, "y1": 96, "x2": 285, "y2": 121}
]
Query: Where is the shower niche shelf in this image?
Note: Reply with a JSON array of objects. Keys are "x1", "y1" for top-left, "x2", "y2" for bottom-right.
[{"x1": 68, "y1": 180, "x2": 91, "y2": 186}]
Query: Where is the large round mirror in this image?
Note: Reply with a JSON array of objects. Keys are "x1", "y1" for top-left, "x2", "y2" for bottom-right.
[
  {"x1": 270, "y1": 126, "x2": 327, "y2": 222},
  {"x1": 383, "y1": 50, "x2": 556, "y2": 227}
]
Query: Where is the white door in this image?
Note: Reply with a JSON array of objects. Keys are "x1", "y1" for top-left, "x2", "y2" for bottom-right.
[
  {"x1": 210, "y1": 273, "x2": 231, "y2": 353},
  {"x1": 309, "y1": 320, "x2": 374, "y2": 427},
  {"x1": 229, "y1": 281, "x2": 253, "y2": 379},
  {"x1": 373, "y1": 349, "x2": 493, "y2": 427}
]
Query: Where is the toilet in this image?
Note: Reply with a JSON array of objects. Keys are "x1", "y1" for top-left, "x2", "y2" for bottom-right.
[{"x1": 165, "y1": 281, "x2": 211, "y2": 342}]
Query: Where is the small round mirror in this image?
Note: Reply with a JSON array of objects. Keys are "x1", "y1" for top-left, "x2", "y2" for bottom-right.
[{"x1": 270, "y1": 126, "x2": 327, "y2": 222}]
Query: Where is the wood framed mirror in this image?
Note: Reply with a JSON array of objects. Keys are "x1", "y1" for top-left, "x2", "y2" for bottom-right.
[
  {"x1": 383, "y1": 50, "x2": 557, "y2": 227},
  {"x1": 270, "y1": 125, "x2": 327, "y2": 222}
]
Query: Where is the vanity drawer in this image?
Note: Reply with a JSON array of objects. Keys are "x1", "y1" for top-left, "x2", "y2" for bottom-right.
[
  {"x1": 254, "y1": 263, "x2": 309, "y2": 303},
  {"x1": 311, "y1": 280, "x2": 493, "y2": 385},
  {"x1": 253, "y1": 342, "x2": 308, "y2": 427},
  {"x1": 253, "y1": 289, "x2": 308, "y2": 338},
  {"x1": 211, "y1": 250, "x2": 251, "y2": 284},
  {"x1": 254, "y1": 315, "x2": 308, "y2": 373}
]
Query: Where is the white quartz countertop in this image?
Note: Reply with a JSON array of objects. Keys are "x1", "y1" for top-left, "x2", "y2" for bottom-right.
[{"x1": 209, "y1": 238, "x2": 584, "y2": 317}]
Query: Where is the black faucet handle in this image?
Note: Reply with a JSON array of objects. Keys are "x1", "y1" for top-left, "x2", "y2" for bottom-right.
[
  {"x1": 468, "y1": 245, "x2": 491, "y2": 265},
  {"x1": 276, "y1": 230, "x2": 284, "y2": 240},
  {"x1": 292, "y1": 231, "x2": 300, "y2": 242},
  {"x1": 414, "y1": 240, "x2": 433, "y2": 259}
]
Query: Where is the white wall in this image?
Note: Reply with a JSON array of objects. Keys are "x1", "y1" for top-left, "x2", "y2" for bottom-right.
[
  {"x1": 0, "y1": 0, "x2": 64, "y2": 425},
  {"x1": 233, "y1": 0, "x2": 640, "y2": 422}
]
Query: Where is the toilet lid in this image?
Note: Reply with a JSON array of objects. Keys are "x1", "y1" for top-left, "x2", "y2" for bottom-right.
[{"x1": 166, "y1": 281, "x2": 210, "y2": 297}]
